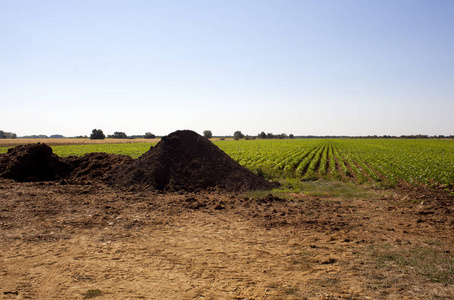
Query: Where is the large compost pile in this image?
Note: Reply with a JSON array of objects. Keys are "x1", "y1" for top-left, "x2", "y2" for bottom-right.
[{"x1": 109, "y1": 130, "x2": 273, "y2": 191}]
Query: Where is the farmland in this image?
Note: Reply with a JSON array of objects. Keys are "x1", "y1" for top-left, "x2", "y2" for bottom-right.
[
  {"x1": 219, "y1": 139, "x2": 454, "y2": 189},
  {"x1": 2, "y1": 138, "x2": 453, "y2": 189},
  {"x1": 1, "y1": 136, "x2": 453, "y2": 299}
]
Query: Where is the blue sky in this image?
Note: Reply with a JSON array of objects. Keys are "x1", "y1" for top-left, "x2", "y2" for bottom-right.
[{"x1": 1, "y1": 0, "x2": 453, "y2": 137}]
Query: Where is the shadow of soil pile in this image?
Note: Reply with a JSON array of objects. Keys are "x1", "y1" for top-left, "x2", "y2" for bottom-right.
[
  {"x1": 110, "y1": 130, "x2": 274, "y2": 192},
  {"x1": 0, "y1": 143, "x2": 69, "y2": 181}
]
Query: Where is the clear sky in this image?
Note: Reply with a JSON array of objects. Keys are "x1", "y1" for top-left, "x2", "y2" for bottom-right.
[{"x1": 1, "y1": 0, "x2": 453, "y2": 137}]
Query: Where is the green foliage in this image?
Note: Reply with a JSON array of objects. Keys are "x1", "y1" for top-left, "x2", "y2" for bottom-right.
[
  {"x1": 257, "y1": 132, "x2": 291, "y2": 139},
  {"x1": 109, "y1": 131, "x2": 127, "y2": 139},
  {"x1": 215, "y1": 139, "x2": 454, "y2": 188},
  {"x1": 90, "y1": 129, "x2": 105, "y2": 140},
  {"x1": 203, "y1": 130, "x2": 212, "y2": 139},
  {"x1": 0, "y1": 130, "x2": 17, "y2": 138},
  {"x1": 144, "y1": 132, "x2": 156, "y2": 139},
  {"x1": 233, "y1": 131, "x2": 244, "y2": 140}
]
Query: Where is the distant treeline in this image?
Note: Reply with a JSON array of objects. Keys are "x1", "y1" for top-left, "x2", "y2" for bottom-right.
[
  {"x1": 227, "y1": 132, "x2": 454, "y2": 140},
  {"x1": 17, "y1": 134, "x2": 64, "y2": 139},
  {"x1": 296, "y1": 135, "x2": 454, "y2": 139},
  {"x1": 2, "y1": 129, "x2": 453, "y2": 140},
  {"x1": 230, "y1": 134, "x2": 454, "y2": 139},
  {"x1": 90, "y1": 130, "x2": 157, "y2": 140}
]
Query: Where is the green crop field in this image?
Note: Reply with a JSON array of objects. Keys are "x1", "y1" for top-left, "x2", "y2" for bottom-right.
[
  {"x1": 217, "y1": 139, "x2": 454, "y2": 189},
  {"x1": 52, "y1": 143, "x2": 155, "y2": 159},
  {"x1": 1, "y1": 139, "x2": 453, "y2": 188}
]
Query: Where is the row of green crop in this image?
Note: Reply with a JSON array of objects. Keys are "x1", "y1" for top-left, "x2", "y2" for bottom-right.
[
  {"x1": 218, "y1": 139, "x2": 454, "y2": 188},
  {"x1": 333, "y1": 139, "x2": 454, "y2": 187}
]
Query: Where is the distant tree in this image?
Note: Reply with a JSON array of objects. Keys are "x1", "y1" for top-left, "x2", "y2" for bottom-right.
[
  {"x1": 258, "y1": 131, "x2": 267, "y2": 139},
  {"x1": 109, "y1": 132, "x2": 128, "y2": 139},
  {"x1": 90, "y1": 129, "x2": 105, "y2": 140},
  {"x1": 233, "y1": 131, "x2": 244, "y2": 140},
  {"x1": 7, "y1": 132, "x2": 16, "y2": 138},
  {"x1": 203, "y1": 130, "x2": 213, "y2": 139},
  {"x1": 144, "y1": 132, "x2": 156, "y2": 139},
  {"x1": 0, "y1": 131, "x2": 16, "y2": 139},
  {"x1": 289, "y1": 134, "x2": 294, "y2": 139}
]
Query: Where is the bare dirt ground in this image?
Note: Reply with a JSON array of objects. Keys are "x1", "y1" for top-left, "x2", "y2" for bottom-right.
[{"x1": 1, "y1": 179, "x2": 453, "y2": 299}]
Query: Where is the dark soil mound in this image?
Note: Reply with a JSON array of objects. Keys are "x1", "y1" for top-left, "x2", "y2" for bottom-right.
[
  {"x1": 62, "y1": 153, "x2": 133, "y2": 184},
  {"x1": 110, "y1": 130, "x2": 274, "y2": 191},
  {"x1": 0, "y1": 143, "x2": 69, "y2": 181},
  {"x1": 0, "y1": 144, "x2": 131, "y2": 184}
]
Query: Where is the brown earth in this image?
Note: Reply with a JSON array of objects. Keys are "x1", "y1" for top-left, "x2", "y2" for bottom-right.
[
  {"x1": 0, "y1": 132, "x2": 453, "y2": 299},
  {"x1": 1, "y1": 179, "x2": 453, "y2": 299}
]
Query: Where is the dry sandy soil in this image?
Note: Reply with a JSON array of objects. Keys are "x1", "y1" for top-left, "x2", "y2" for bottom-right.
[{"x1": 1, "y1": 179, "x2": 453, "y2": 300}]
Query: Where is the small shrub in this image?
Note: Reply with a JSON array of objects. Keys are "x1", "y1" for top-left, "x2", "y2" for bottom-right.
[{"x1": 82, "y1": 289, "x2": 102, "y2": 299}]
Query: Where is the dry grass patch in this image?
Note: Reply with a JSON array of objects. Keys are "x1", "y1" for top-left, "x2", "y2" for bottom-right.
[
  {"x1": 82, "y1": 289, "x2": 103, "y2": 299},
  {"x1": 371, "y1": 243, "x2": 454, "y2": 285}
]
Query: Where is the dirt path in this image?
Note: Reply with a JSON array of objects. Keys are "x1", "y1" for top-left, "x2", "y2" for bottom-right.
[{"x1": 1, "y1": 180, "x2": 453, "y2": 299}]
